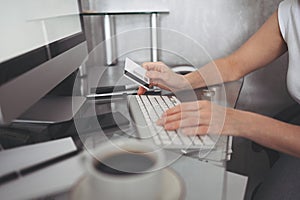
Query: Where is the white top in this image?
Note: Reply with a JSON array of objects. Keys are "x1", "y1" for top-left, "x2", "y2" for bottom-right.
[{"x1": 278, "y1": 0, "x2": 300, "y2": 103}]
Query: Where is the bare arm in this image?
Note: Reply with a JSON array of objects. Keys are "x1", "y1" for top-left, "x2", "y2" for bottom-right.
[
  {"x1": 158, "y1": 10, "x2": 300, "y2": 156},
  {"x1": 185, "y1": 10, "x2": 288, "y2": 89}
]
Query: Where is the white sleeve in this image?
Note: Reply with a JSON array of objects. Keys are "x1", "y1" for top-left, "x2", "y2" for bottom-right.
[{"x1": 278, "y1": 0, "x2": 293, "y2": 41}]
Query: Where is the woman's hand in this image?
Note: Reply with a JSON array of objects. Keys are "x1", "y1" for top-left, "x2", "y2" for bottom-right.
[
  {"x1": 137, "y1": 62, "x2": 189, "y2": 95},
  {"x1": 157, "y1": 100, "x2": 239, "y2": 136}
]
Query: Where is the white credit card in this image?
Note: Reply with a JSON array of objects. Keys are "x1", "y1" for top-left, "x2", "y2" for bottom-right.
[{"x1": 124, "y1": 57, "x2": 150, "y2": 90}]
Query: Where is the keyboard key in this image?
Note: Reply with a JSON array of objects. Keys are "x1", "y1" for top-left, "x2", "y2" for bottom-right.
[
  {"x1": 201, "y1": 135, "x2": 215, "y2": 146},
  {"x1": 167, "y1": 131, "x2": 183, "y2": 145},
  {"x1": 192, "y1": 136, "x2": 204, "y2": 145}
]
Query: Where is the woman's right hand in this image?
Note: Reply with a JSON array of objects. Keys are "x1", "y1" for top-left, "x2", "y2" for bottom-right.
[{"x1": 137, "y1": 62, "x2": 189, "y2": 95}]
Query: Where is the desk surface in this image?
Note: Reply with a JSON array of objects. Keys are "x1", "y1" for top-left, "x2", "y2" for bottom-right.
[
  {"x1": 0, "y1": 144, "x2": 227, "y2": 200},
  {"x1": 0, "y1": 140, "x2": 247, "y2": 200}
]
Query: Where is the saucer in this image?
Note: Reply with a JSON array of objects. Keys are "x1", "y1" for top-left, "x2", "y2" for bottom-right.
[{"x1": 70, "y1": 168, "x2": 185, "y2": 200}]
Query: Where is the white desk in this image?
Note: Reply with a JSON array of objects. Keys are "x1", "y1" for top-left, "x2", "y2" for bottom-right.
[{"x1": 0, "y1": 140, "x2": 247, "y2": 200}]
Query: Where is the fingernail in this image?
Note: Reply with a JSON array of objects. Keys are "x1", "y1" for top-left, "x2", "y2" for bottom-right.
[
  {"x1": 164, "y1": 124, "x2": 171, "y2": 130},
  {"x1": 156, "y1": 118, "x2": 163, "y2": 125}
]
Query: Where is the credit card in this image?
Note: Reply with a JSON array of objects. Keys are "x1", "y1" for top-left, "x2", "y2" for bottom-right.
[{"x1": 124, "y1": 57, "x2": 150, "y2": 90}]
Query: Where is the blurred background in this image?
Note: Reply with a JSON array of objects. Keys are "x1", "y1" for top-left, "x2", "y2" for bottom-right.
[{"x1": 79, "y1": 1, "x2": 296, "y2": 199}]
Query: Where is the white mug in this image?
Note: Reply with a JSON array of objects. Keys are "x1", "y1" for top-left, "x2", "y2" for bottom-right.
[{"x1": 82, "y1": 139, "x2": 165, "y2": 200}]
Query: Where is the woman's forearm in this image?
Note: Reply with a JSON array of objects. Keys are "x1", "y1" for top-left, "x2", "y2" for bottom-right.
[{"x1": 183, "y1": 57, "x2": 240, "y2": 89}]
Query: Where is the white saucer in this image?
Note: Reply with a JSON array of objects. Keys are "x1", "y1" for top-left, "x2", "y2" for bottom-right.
[{"x1": 70, "y1": 168, "x2": 185, "y2": 200}]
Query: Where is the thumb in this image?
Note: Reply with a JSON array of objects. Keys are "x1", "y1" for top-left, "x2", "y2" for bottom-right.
[{"x1": 146, "y1": 71, "x2": 164, "y2": 81}]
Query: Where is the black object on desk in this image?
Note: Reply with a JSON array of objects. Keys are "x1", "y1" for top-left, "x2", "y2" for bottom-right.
[
  {"x1": 97, "y1": 112, "x2": 129, "y2": 130},
  {"x1": 0, "y1": 124, "x2": 52, "y2": 149},
  {"x1": 76, "y1": 112, "x2": 130, "y2": 133},
  {"x1": 90, "y1": 86, "x2": 127, "y2": 94},
  {"x1": 87, "y1": 86, "x2": 161, "y2": 99}
]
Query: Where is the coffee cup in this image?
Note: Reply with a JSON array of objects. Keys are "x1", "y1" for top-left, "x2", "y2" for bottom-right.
[{"x1": 81, "y1": 139, "x2": 165, "y2": 200}]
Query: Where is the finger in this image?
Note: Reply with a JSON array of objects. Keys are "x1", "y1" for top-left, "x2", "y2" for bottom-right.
[
  {"x1": 137, "y1": 86, "x2": 147, "y2": 95},
  {"x1": 157, "y1": 111, "x2": 200, "y2": 125},
  {"x1": 155, "y1": 83, "x2": 171, "y2": 91},
  {"x1": 163, "y1": 117, "x2": 202, "y2": 130},
  {"x1": 165, "y1": 100, "x2": 212, "y2": 116},
  {"x1": 157, "y1": 112, "x2": 182, "y2": 125},
  {"x1": 164, "y1": 102, "x2": 202, "y2": 117},
  {"x1": 146, "y1": 71, "x2": 169, "y2": 89},
  {"x1": 146, "y1": 71, "x2": 164, "y2": 80},
  {"x1": 142, "y1": 62, "x2": 166, "y2": 72},
  {"x1": 142, "y1": 62, "x2": 156, "y2": 70},
  {"x1": 180, "y1": 126, "x2": 209, "y2": 136},
  {"x1": 161, "y1": 110, "x2": 212, "y2": 129}
]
